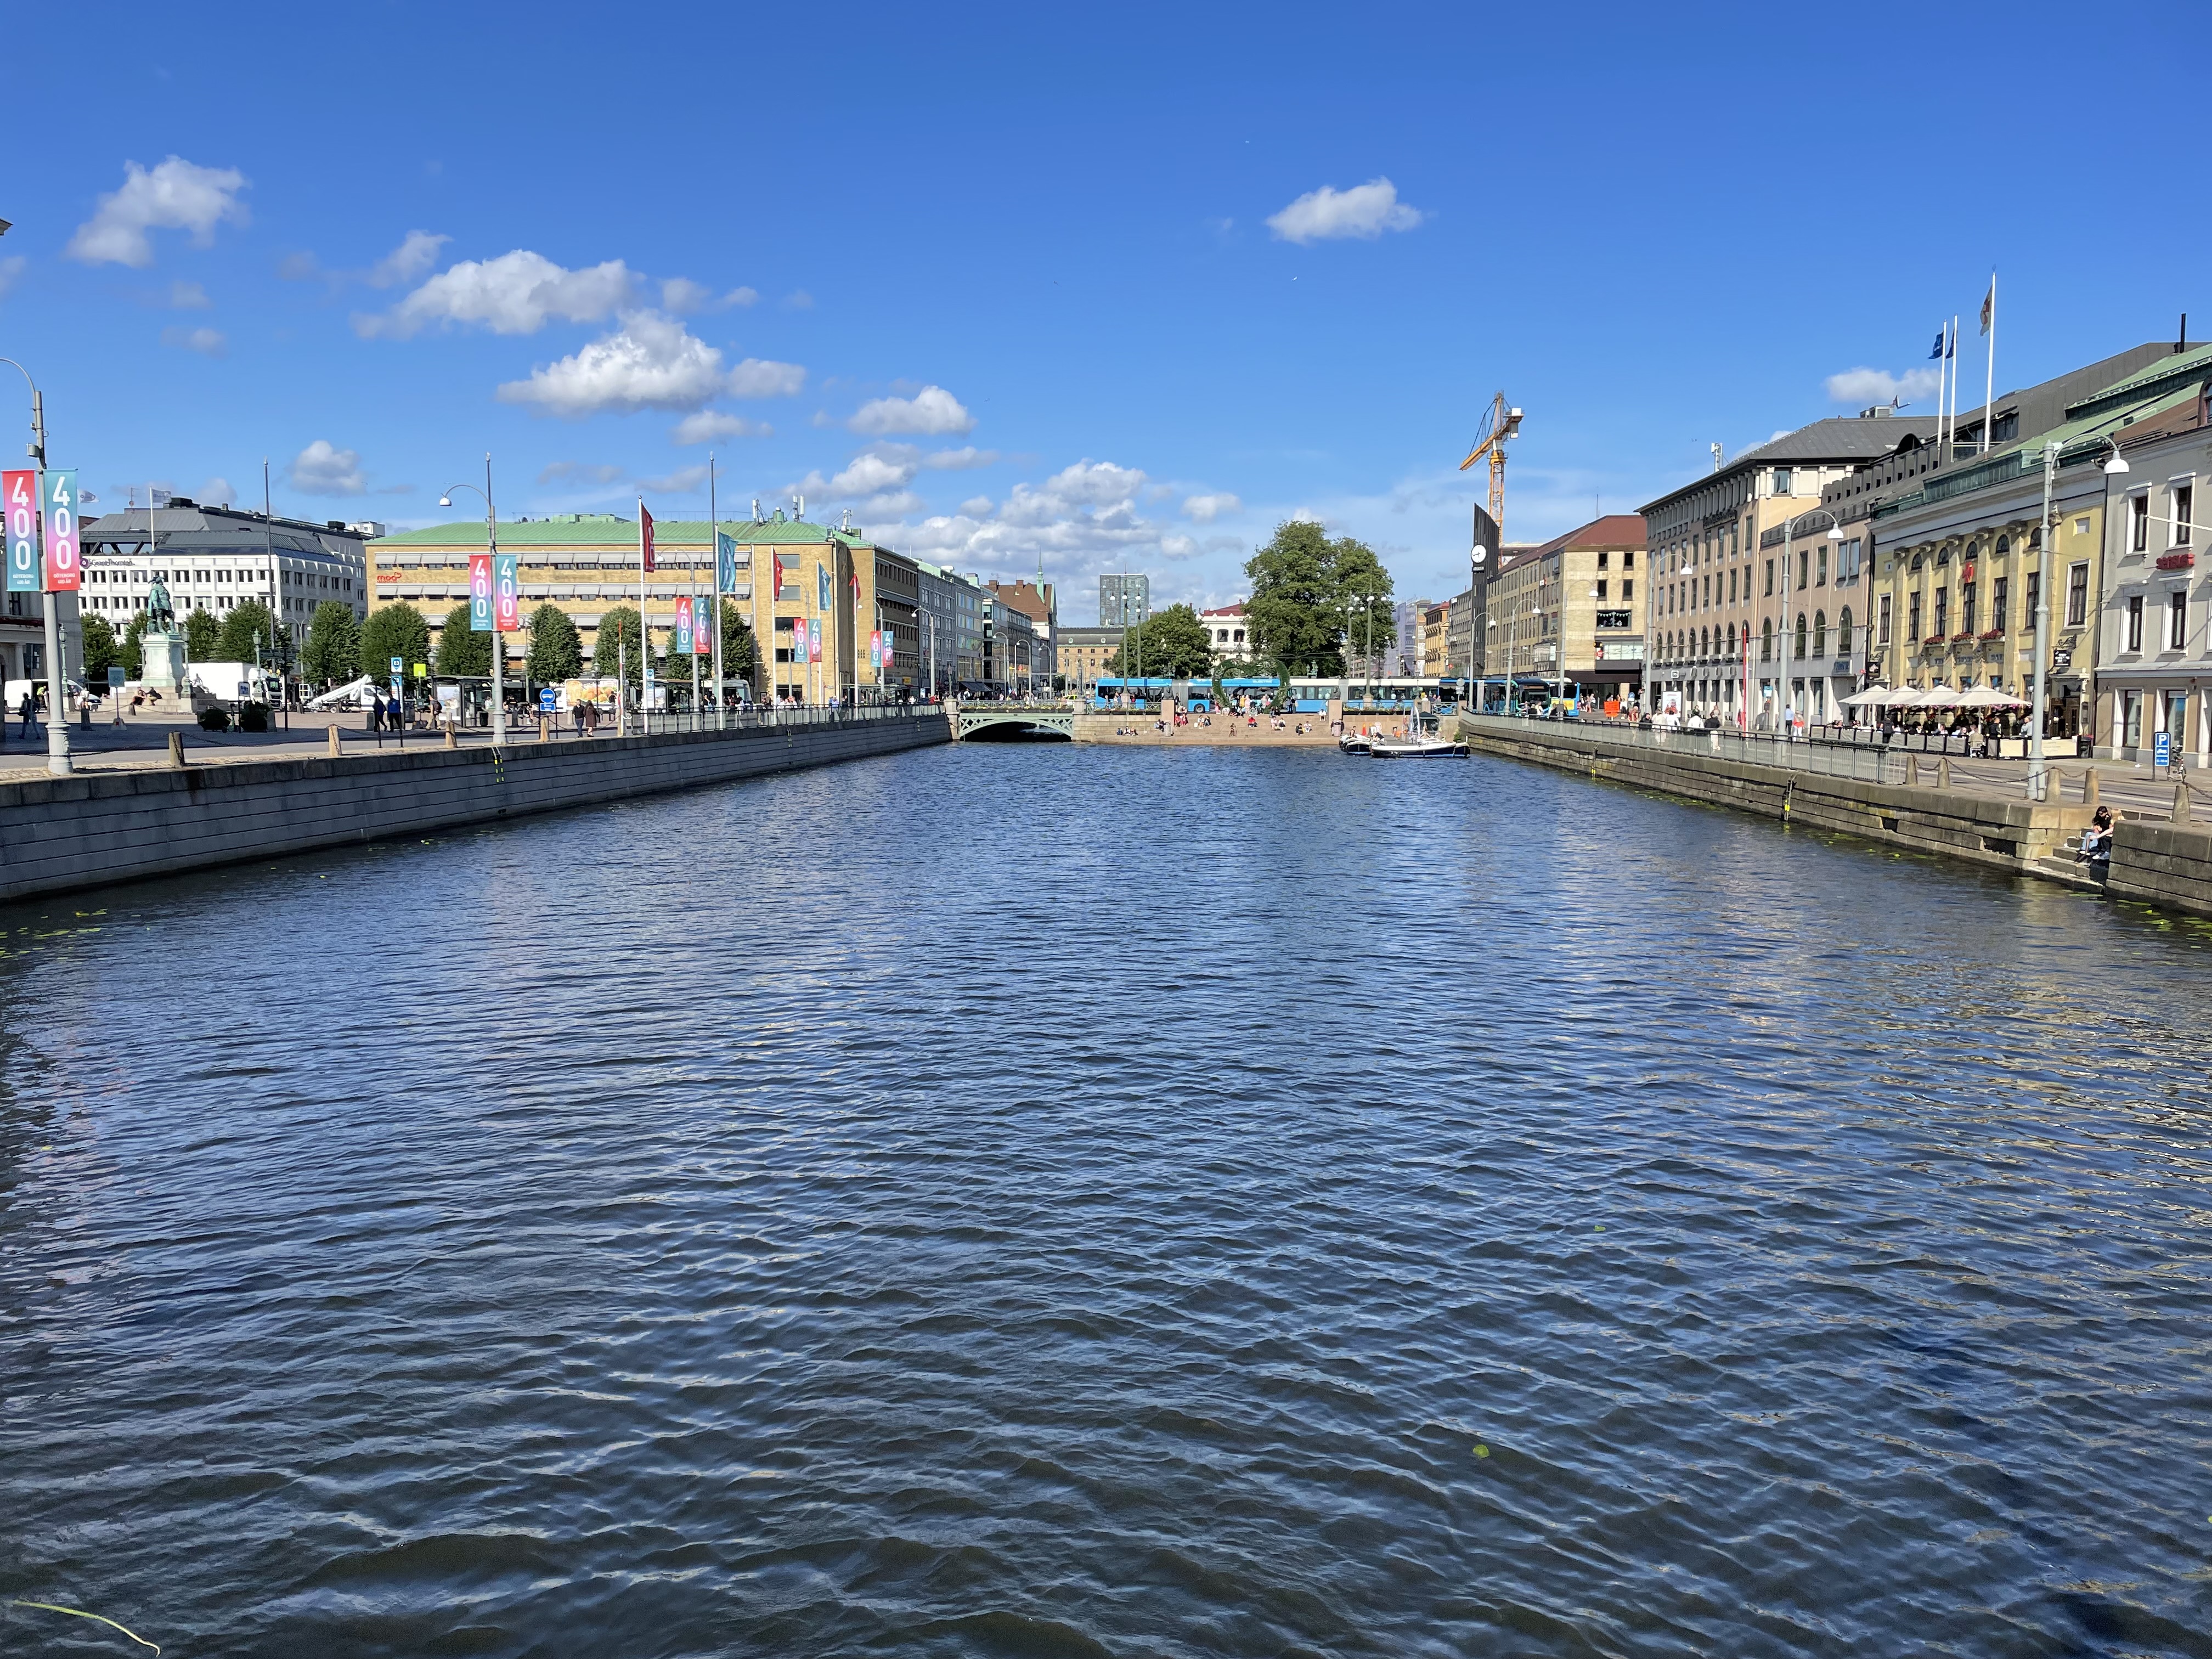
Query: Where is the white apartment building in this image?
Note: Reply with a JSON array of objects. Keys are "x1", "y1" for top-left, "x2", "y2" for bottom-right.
[{"x1": 81, "y1": 501, "x2": 372, "y2": 636}]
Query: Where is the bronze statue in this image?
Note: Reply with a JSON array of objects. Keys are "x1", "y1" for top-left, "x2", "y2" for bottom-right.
[{"x1": 146, "y1": 577, "x2": 178, "y2": 635}]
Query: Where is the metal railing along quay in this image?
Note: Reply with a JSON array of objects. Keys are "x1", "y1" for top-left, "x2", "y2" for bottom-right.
[{"x1": 1460, "y1": 711, "x2": 1910, "y2": 786}]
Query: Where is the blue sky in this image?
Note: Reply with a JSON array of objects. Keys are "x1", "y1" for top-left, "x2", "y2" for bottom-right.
[{"x1": 9, "y1": 1, "x2": 2205, "y2": 623}]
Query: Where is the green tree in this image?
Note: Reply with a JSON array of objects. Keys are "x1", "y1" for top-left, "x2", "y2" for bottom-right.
[
  {"x1": 1244, "y1": 520, "x2": 1395, "y2": 680},
  {"x1": 524, "y1": 602, "x2": 582, "y2": 685},
  {"x1": 80, "y1": 614, "x2": 119, "y2": 688},
  {"x1": 216, "y1": 599, "x2": 278, "y2": 663},
  {"x1": 120, "y1": 611, "x2": 147, "y2": 679},
  {"x1": 302, "y1": 601, "x2": 362, "y2": 686},
  {"x1": 184, "y1": 606, "x2": 220, "y2": 662},
  {"x1": 716, "y1": 599, "x2": 758, "y2": 682},
  {"x1": 1105, "y1": 603, "x2": 1214, "y2": 678},
  {"x1": 360, "y1": 602, "x2": 431, "y2": 685},
  {"x1": 593, "y1": 603, "x2": 646, "y2": 692},
  {"x1": 435, "y1": 601, "x2": 492, "y2": 676}
]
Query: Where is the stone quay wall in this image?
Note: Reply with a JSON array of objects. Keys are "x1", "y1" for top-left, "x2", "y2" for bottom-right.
[
  {"x1": 0, "y1": 713, "x2": 950, "y2": 903},
  {"x1": 2107, "y1": 820, "x2": 2212, "y2": 918},
  {"x1": 1454, "y1": 721, "x2": 2094, "y2": 879}
]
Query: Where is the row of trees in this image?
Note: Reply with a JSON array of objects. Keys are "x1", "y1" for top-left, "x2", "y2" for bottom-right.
[
  {"x1": 79, "y1": 600, "x2": 302, "y2": 688},
  {"x1": 1102, "y1": 521, "x2": 1398, "y2": 683},
  {"x1": 351, "y1": 599, "x2": 758, "y2": 694}
]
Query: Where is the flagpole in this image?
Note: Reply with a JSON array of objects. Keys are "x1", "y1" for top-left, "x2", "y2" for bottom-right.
[
  {"x1": 637, "y1": 495, "x2": 648, "y2": 735},
  {"x1": 1948, "y1": 315, "x2": 1959, "y2": 455},
  {"x1": 1980, "y1": 274, "x2": 1996, "y2": 455},
  {"x1": 708, "y1": 454, "x2": 723, "y2": 729}
]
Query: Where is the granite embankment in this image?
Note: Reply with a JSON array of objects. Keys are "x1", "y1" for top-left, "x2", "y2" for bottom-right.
[
  {"x1": 1454, "y1": 718, "x2": 2212, "y2": 921},
  {"x1": 0, "y1": 712, "x2": 949, "y2": 902}
]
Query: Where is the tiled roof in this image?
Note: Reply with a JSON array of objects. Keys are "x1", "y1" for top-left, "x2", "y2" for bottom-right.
[{"x1": 1533, "y1": 513, "x2": 1647, "y2": 554}]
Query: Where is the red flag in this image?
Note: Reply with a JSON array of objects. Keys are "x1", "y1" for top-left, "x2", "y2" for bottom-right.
[
  {"x1": 773, "y1": 551, "x2": 787, "y2": 593},
  {"x1": 640, "y1": 502, "x2": 656, "y2": 573}
]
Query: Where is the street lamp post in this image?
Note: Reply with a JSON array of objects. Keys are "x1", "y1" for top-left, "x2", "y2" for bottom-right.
[
  {"x1": 438, "y1": 456, "x2": 505, "y2": 746},
  {"x1": 0, "y1": 356, "x2": 68, "y2": 775}
]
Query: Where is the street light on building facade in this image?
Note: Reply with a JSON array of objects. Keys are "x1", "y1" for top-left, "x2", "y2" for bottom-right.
[{"x1": 437, "y1": 455, "x2": 506, "y2": 746}]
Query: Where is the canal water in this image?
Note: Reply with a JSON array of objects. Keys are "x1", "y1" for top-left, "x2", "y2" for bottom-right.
[{"x1": 2, "y1": 744, "x2": 2208, "y2": 1657}]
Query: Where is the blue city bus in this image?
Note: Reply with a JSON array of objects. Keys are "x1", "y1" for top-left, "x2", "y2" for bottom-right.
[{"x1": 1092, "y1": 675, "x2": 1280, "y2": 712}]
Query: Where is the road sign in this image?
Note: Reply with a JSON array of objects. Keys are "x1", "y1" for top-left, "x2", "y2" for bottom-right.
[
  {"x1": 2156, "y1": 731, "x2": 2172, "y2": 769},
  {"x1": 390, "y1": 656, "x2": 403, "y2": 675},
  {"x1": 2052, "y1": 648, "x2": 2073, "y2": 669},
  {"x1": 539, "y1": 686, "x2": 557, "y2": 713},
  {"x1": 107, "y1": 666, "x2": 125, "y2": 687}
]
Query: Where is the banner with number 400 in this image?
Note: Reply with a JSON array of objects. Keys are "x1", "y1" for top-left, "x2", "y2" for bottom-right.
[
  {"x1": 42, "y1": 471, "x2": 80, "y2": 592},
  {"x1": 2, "y1": 472, "x2": 38, "y2": 594}
]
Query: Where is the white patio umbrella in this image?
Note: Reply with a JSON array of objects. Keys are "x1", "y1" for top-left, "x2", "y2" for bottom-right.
[
  {"x1": 1884, "y1": 687, "x2": 1928, "y2": 708},
  {"x1": 1917, "y1": 683, "x2": 1963, "y2": 707},
  {"x1": 1955, "y1": 686, "x2": 2027, "y2": 708},
  {"x1": 1841, "y1": 686, "x2": 1892, "y2": 708}
]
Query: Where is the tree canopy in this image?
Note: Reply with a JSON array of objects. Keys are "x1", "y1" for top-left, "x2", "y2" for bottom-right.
[
  {"x1": 1104, "y1": 603, "x2": 1215, "y2": 679},
  {"x1": 215, "y1": 600, "x2": 279, "y2": 664},
  {"x1": 1244, "y1": 520, "x2": 1395, "y2": 680},
  {"x1": 593, "y1": 604, "x2": 645, "y2": 690},
  {"x1": 524, "y1": 603, "x2": 582, "y2": 685},
  {"x1": 184, "y1": 607, "x2": 220, "y2": 662},
  {"x1": 716, "y1": 599, "x2": 758, "y2": 682},
  {"x1": 302, "y1": 601, "x2": 362, "y2": 686},
  {"x1": 79, "y1": 615, "x2": 119, "y2": 688},
  {"x1": 119, "y1": 611, "x2": 147, "y2": 678},
  {"x1": 435, "y1": 602, "x2": 492, "y2": 677},
  {"x1": 360, "y1": 602, "x2": 430, "y2": 684}
]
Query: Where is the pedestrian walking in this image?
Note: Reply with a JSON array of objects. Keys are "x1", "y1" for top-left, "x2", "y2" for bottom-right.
[
  {"x1": 369, "y1": 691, "x2": 385, "y2": 733},
  {"x1": 17, "y1": 686, "x2": 37, "y2": 739}
]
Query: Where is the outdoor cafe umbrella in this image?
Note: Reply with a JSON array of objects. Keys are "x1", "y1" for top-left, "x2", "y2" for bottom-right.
[
  {"x1": 1841, "y1": 686, "x2": 1896, "y2": 707},
  {"x1": 1955, "y1": 686, "x2": 2028, "y2": 708},
  {"x1": 1917, "y1": 684, "x2": 1963, "y2": 707}
]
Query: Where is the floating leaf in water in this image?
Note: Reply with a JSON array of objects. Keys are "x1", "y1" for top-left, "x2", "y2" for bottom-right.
[{"x1": 1474, "y1": 1442, "x2": 1490, "y2": 1458}]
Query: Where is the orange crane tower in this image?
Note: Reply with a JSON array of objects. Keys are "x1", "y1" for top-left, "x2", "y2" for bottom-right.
[{"x1": 1458, "y1": 391, "x2": 1523, "y2": 548}]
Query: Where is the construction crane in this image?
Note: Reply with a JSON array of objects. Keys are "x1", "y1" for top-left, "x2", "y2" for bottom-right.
[{"x1": 1459, "y1": 391, "x2": 1523, "y2": 548}]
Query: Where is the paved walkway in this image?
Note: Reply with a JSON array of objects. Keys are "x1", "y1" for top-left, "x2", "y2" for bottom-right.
[{"x1": 0, "y1": 712, "x2": 617, "y2": 781}]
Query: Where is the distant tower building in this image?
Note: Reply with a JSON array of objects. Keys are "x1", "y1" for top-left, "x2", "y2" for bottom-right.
[{"x1": 1099, "y1": 572, "x2": 1152, "y2": 628}]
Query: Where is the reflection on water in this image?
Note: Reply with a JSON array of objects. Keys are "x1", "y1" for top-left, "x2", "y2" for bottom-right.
[{"x1": 2, "y1": 744, "x2": 2209, "y2": 1657}]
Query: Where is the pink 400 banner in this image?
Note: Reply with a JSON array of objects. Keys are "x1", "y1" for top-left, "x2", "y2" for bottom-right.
[
  {"x1": 41, "y1": 471, "x2": 79, "y2": 592},
  {"x1": 674, "y1": 596, "x2": 695, "y2": 655},
  {"x1": 2, "y1": 472, "x2": 37, "y2": 594}
]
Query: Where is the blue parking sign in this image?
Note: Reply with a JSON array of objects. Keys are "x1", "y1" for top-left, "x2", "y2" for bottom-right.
[
  {"x1": 2155, "y1": 730, "x2": 2172, "y2": 768},
  {"x1": 539, "y1": 687, "x2": 557, "y2": 713}
]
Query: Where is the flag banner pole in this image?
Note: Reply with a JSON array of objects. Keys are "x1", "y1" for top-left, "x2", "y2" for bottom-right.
[{"x1": 1980, "y1": 274, "x2": 1997, "y2": 454}]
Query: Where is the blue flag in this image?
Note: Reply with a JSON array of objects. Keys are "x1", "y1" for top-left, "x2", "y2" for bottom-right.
[
  {"x1": 716, "y1": 531, "x2": 738, "y2": 596},
  {"x1": 1929, "y1": 331, "x2": 1945, "y2": 359}
]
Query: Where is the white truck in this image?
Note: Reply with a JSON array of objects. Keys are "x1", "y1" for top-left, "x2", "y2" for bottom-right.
[{"x1": 186, "y1": 663, "x2": 281, "y2": 707}]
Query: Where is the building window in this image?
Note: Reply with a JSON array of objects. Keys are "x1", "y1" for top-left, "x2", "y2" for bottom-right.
[
  {"x1": 1794, "y1": 613, "x2": 1807, "y2": 657},
  {"x1": 1797, "y1": 550, "x2": 1809, "y2": 590},
  {"x1": 1760, "y1": 618, "x2": 1773, "y2": 661},
  {"x1": 2024, "y1": 569, "x2": 2039, "y2": 619},
  {"x1": 1816, "y1": 546, "x2": 1828, "y2": 586},
  {"x1": 1594, "y1": 579, "x2": 1607, "y2": 600},
  {"x1": 1621, "y1": 551, "x2": 1634, "y2": 569},
  {"x1": 1812, "y1": 611, "x2": 1827, "y2": 656},
  {"x1": 2176, "y1": 484, "x2": 2195, "y2": 547},
  {"x1": 1622, "y1": 579, "x2": 1633, "y2": 601},
  {"x1": 2132, "y1": 493, "x2": 2150, "y2": 552},
  {"x1": 2122, "y1": 689, "x2": 2143, "y2": 748},
  {"x1": 1596, "y1": 550, "x2": 1609, "y2": 570},
  {"x1": 1839, "y1": 607, "x2": 1854, "y2": 654},
  {"x1": 1773, "y1": 467, "x2": 1793, "y2": 494},
  {"x1": 1878, "y1": 594, "x2": 1892, "y2": 645},
  {"x1": 1991, "y1": 575, "x2": 2007, "y2": 633},
  {"x1": 2067, "y1": 563, "x2": 2089, "y2": 628},
  {"x1": 2169, "y1": 590, "x2": 2187, "y2": 651},
  {"x1": 2126, "y1": 594, "x2": 2144, "y2": 652},
  {"x1": 1933, "y1": 588, "x2": 1949, "y2": 637},
  {"x1": 1961, "y1": 582, "x2": 1976, "y2": 636},
  {"x1": 1764, "y1": 558, "x2": 1774, "y2": 596},
  {"x1": 1908, "y1": 591, "x2": 1922, "y2": 641}
]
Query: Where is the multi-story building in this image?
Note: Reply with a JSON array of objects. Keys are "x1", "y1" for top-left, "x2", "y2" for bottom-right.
[
  {"x1": 82, "y1": 500, "x2": 371, "y2": 650},
  {"x1": 2095, "y1": 353, "x2": 2212, "y2": 763},
  {"x1": 983, "y1": 591, "x2": 1036, "y2": 691},
  {"x1": 1056, "y1": 625, "x2": 1120, "y2": 693},
  {"x1": 1099, "y1": 572, "x2": 1150, "y2": 628},
  {"x1": 1640, "y1": 411, "x2": 1939, "y2": 720},
  {"x1": 1420, "y1": 597, "x2": 1454, "y2": 678},
  {"x1": 1476, "y1": 517, "x2": 1645, "y2": 699},
  {"x1": 1200, "y1": 602, "x2": 1252, "y2": 662},
  {"x1": 988, "y1": 578, "x2": 1057, "y2": 685},
  {"x1": 1443, "y1": 585, "x2": 1477, "y2": 684},
  {"x1": 1860, "y1": 341, "x2": 2193, "y2": 747},
  {"x1": 913, "y1": 559, "x2": 986, "y2": 691}
]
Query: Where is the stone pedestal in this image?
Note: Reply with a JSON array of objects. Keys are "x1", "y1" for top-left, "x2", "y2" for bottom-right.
[{"x1": 140, "y1": 631, "x2": 188, "y2": 696}]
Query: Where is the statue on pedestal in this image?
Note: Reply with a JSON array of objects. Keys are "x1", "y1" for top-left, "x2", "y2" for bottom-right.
[{"x1": 139, "y1": 577, "x2": 189, "y2": 696}]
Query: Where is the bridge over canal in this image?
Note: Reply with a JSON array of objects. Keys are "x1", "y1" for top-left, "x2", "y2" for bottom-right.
[{"x1": 955, "y1": 703, "x2": 1077, "y2": 741}]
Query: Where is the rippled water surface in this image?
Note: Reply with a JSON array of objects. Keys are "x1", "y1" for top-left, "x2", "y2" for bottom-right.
[{"x1": 3, "y1": 743, "x2": 2211, "y2": 1657}]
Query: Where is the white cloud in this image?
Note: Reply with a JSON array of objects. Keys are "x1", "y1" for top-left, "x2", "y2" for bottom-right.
[
  {"x1": 160, "y1": 325, "x2": 228, "y2": 357},
  {"x1": 1182, "y1": 492, "x2": 1242, "y2": 522},
  {"x1": 537, "y1": 461, "x2": 625, "y2": 486},
  {"x1": 67, "y1": 157, "x2": 249, "y2": 267},
  {"x1": 289, "y1": 440, "x2": 367, "y2": 496},
  {"x1": 724, "y1": 286, "x2": 759, "y2": 308},
  {"x1": 368, "y1": 230, "x2": 450, "y2": 289},
  {"x1": 0, "y1": 257, "x2": 26, "y2": 301},
  {"x1": 199, "y1": 476, "x2": 234, "y2": 505},
  {"x1": 639, "y1": 464, "x2": 710, "y2": 494},
  {"x1": 925, "y1": 446, "x2": 998, "y2": 470},
  {"x1": 496, "y1": 310, "x2": 732, "y2": 417},
  {"x1": 672, "y1": 410, "x2": 772, "y2": 444},
  {"x1": 1161, "y1": 534, "x2": 1203, "y2": 561},
  {"x1": 660, "y1": 277, "x2": 713, "y2": 314},
  {"x1": 1824, "y1": 365, "x2": 1942, "y2": 408},
  {"x1": 167, "y1": 280, "x2": 211, "y2": 309},
  {"x1": 277, "y1": 251, "x2": 321, "y2": 282},
  {"x1": 848, "y1": 385, "x2": 974, "y2": 436},
  {"x1": 959, "y1": 495, "x2": 994, "y2": 516},
  {"x1": 727, "y1": 357, "x2": 806, "y2": 398},
  {"x1": 356, "y1": 249, "x2": 636, "y2": 338},
  {"x1": 1266, "y1": 177, "x2": 1424, "y2": 245}
]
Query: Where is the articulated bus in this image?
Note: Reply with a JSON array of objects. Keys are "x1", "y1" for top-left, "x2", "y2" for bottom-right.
[{"x1": 1092, "y1": 675, "x2": 1461, "y2": 714}]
